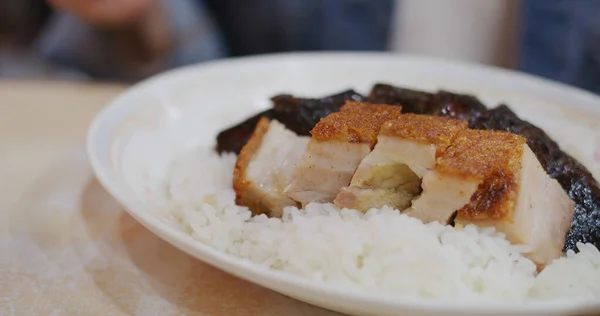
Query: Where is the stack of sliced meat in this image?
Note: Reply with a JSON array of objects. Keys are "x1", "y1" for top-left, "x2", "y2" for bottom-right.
[
  {"x1": 233, "y1": 118, "x2": 309, "y2": 217},
  {"x1": 285, "y1": 102, "x2": 403, "y2": 205},
  {"x1": 233, "y1": 101, "x2": 575, "y2": 268}
]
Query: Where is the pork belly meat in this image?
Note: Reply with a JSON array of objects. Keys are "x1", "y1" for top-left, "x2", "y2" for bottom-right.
[
  {"x1": 234, "y1": 118, "x2": 309, "y2": 217},
  {"x1": 405, "y1": 129, "x2": 574, "y2": 267},
  {"x1": 369, "y1": 84, "x2": 599, "y2": 252},
  {"x1": 217, "y1": 83, "x2": 600, "y2": 252},
  {"x1": 334, "y1": 114, "x2": 467, "y2": 212},
  {"x1": 284, "y1": 102, "x2": 403, "y2": 206}
]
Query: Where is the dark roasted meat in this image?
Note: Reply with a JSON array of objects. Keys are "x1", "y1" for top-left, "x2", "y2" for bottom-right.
[
  {"x1": 216, "y1": 89, "x2": 367, "y2": 154},
  {"x1": 216, "y1": 110, "x2": 275, "y2": 154},
  {"x1": 368, "y1": 84, "x2": 432, "y2": 114},
  {"x1": 270, "y1": 90, "x2": 367, "y2": 136},
  {"x1": 368, "y1": 83, "x2": 488, "y2": 126},
  {"x1": 546, "y1": 152, "x2": 600, "y2": 250}
]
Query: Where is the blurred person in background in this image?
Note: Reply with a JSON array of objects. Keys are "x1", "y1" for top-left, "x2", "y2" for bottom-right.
[
  {"x1": 520, "y1": 0, "x2": 600, "y2": 94},
  {"x1": 0, "y1": 0, "x2": 393, "y2": 82},
  {"x1": 1, "y1": 0, "x2": 599, "y2": 96}
]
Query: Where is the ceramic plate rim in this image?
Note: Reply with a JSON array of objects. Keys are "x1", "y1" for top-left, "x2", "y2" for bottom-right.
[{"x1": 87, "y1": 52, "x2": 600, "y2": 315}]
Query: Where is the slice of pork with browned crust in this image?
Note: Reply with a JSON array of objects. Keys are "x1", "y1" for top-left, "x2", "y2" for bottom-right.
[
  {"x1": 334, "y1": 114, "x2": 467, "y2": 212},
  {"x1": 405, "y1": 129, "x2": 574, "y2": 268},
  {"x1": 453, "y1": 140, "x2": 575, "y2": 268},
  {"x1": 234, "y1": 118, "x2": 309, "y2": 217},
  {"x1": 284, "y1": 102, "x2": 403, "y2": 206}
]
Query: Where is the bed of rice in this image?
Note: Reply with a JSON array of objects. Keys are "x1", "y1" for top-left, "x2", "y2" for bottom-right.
[{"x1": 157, "y1": 147, "x2": 600, "y2": 302}]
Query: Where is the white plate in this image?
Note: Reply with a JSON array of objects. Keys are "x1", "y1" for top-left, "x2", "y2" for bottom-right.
[{"x1": 87, "y1": 53, "x2": 600, "y2": 316}]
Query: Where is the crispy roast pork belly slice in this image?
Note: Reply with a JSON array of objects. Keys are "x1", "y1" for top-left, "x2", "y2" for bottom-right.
[
  {"x1": 334, "y1": 114, "x2": 467, "y2": 212},
  {"x1": 405, "y1": 129, "x2": 574, "y2": 267},
  {"x1": 405, "y1": 130, "x2": 527, "y2": 223},
  {"x1": 233, "y1": 118, "x2": 309, "y2": 217},
  {"x1": 284, "y1": 102, "x2": 403, "y2": 205},
  {"x1": 454, "y1": 147, "x2": 575, "y2": 268}
]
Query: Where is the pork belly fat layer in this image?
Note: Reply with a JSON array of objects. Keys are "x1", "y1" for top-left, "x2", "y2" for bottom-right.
[
  {"x1": 334, "y1": 114, "x2": 467, "y2": 212},
  {"x1": 285, "y1": 102, "x2": 403, "y2": 205},
  {"x1": 402, "y1": 128, "x2": 574, "y2": 268},
  {"x1": 285, "y1": 140, "x2": 372, "y2": 204},
  {"x1": 406, "y1": 129, "x2": 525, "y2": 224},
  {"x1": 233, "y1": 118, "x2": 309, "y2": 217},
  {"x1": 455, "y1": 145, "x2": 575, "y2": 268}
]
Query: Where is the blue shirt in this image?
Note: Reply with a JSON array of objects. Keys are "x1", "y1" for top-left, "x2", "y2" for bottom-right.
[{"x1": 520, "y1": 0, "x2": 600, "y2": 94}]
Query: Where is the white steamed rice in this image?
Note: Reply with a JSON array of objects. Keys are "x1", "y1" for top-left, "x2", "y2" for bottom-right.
[{"x1": 156, "y1": 147, "x2": 600, "y2": 302}]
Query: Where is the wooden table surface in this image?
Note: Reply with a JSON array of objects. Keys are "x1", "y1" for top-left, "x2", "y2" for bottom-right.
[{"x1": 0, "y1": 80, "x2": 340, "y2": 316}]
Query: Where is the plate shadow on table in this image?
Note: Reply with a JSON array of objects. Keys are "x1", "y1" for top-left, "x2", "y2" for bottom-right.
[{"x1": 79, "y1": 177, "x2": 342, "y2": 316}]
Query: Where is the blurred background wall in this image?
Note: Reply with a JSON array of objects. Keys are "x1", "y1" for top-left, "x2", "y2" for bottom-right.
[
  {"x1": 1, "y1": 0, "x2": 599, "y2": 94},
  {"x1": 392, "y1": 0, "x2": 519, "y2": 68}
]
